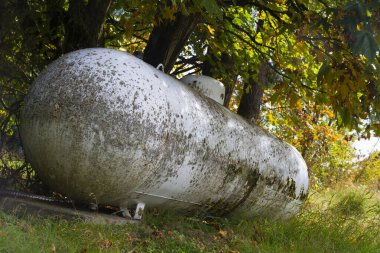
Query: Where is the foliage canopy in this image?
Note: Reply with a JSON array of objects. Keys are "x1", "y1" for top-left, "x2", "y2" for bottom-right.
[{"x1": 0, "y1": 0, "x2": 379, "y2": 188}]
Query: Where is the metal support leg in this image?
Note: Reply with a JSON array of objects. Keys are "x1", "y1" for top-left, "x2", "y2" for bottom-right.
[{"x1": 133, "y1": 202, "x2": 145, "y2": 220}]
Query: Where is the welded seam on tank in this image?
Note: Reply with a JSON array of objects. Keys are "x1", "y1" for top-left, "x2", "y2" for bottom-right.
[{"x1": 133, "y1": 191, "x2": 202, "y2": 206}]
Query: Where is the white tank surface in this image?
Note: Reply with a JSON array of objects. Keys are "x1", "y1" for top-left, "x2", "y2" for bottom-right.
[
  {"x1": 180, "y1": 75, "x2": 225, "y2": 105},
  {"x1": 20, "y1": 48, "x2": 309, "y2": 219}
]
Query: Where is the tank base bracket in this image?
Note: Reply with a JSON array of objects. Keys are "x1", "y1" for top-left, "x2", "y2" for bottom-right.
[{"x1": 133, "y1": 202, "x2": 145, "y2": 220}]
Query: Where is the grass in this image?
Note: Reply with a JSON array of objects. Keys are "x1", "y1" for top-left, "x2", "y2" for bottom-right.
[{"x1": 0, "y1": 185, "x2": 379, "y2": 253}]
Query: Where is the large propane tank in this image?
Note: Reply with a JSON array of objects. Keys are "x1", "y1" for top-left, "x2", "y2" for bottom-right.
[{"x1": 21, "y1": 48, "x2": 309, "y2": 219}]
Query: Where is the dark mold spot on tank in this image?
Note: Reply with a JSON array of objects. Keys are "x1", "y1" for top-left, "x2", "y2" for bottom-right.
[{"x1": 299, "y1": 186, "x2": 308, "y2": 200}]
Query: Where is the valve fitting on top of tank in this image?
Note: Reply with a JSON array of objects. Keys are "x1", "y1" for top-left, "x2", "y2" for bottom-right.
[
  {"x1": 180, "y1": 75, "x2": 226, "y2": 105},
  {"x1": 156, "y1": 63, "x2": 165, "y2": 72}
]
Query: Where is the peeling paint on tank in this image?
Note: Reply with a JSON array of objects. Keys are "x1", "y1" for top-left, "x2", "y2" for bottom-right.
[{"x1": 21, "y1": 48, "x2": 309, "y2": 219}]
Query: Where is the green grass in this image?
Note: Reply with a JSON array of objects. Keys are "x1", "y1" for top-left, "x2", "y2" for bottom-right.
[{"x1": 0, "y1": 186, "x2": 379, "y2": 253}]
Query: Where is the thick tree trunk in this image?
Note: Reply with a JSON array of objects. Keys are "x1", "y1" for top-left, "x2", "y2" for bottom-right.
[
  {"x1": 237, "y1": 79, "x2": 264, "y2": 122},
  {"x1": 237, "y1": 61, "x2": 268, "y2": 123},
  {"x1": 63, "y1": 0, "x2": 112, "y2": 53},
  {"x1": 143, "y1": 13, "x2": 200, "y2": 73},
  {"x1": 223, "y1": 76, "x2": 237, "y2": 107},
  {"x1": 46, "y1": 1, "x2": 67, "y2": 56},
  {"x1": 0, "y1": 2, "x2": 4, "y2": 34}
]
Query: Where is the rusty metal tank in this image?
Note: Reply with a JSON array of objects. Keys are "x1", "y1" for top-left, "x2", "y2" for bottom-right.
[{"x1": 20, "y1": 48, "x2": 309, "y2": 219}]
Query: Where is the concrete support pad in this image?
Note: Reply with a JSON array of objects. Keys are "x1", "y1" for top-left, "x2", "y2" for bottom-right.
[{"x1": 0, "y1": 196, "x2": 138, "y2": 224}]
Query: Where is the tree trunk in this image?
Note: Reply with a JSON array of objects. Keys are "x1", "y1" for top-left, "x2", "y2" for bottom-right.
[
  {"x1": 63, "y1": 0, "x2": 112, "y2": 53},
  {"x1": 223, "y1": 76, "x2": 237, "y2": 107},
  {"x1": 237, "y1": 80, "x2": 263, "y2": 123},
  {"x1": 143, "y1": 13, "x2": 200, "y2": 73},
  {"x1": 237, "y1": 61, "x2": 268, "y2": 123},
  {"x1": 46, "y1": 0, "x2": 67, "y2": 56}
]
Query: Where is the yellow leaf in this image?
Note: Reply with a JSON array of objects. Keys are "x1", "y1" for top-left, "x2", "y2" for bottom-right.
[
  {"x1": 207, "y1": 25, "x2": 215, "y2": 35},
  {"x1": 255, "y1": 32, "x2": 263, "y2": 44},
  {"x1": 267, "y1": 112, "x2": 274, "y2": 123},
  {"x1": 321, "y1": 109, "x2": 334, "y2": 119},
  {"x1": 258, "y1": 11, "x2": 267, "y2": 20},
  {"x1": 218, "y1": 229, "x2": 228, "y2": 237},
  {"x1": 50, "y1": 244, "x2": 56, "y2": 253},
  {"x1": 296, "y1": 99, "x2": 303, "y2": 111}
]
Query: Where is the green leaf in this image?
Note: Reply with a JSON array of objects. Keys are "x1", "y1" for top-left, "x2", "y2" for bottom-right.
[
  {"x1": 337, "y1": 107, "x2": 352, "y2": 127},
  {"x1": 200, "y1": 0, "x2": 222, "y2": 18},
  {"x1": 352, "y1": 31, "x2": 379, "y2": 61},
  {"x1": 315, "y1": 93, "x2": 329, "y2": 104},
  {"x1": 317, "y1": 61, "x2": 329, "y2": 85}
]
